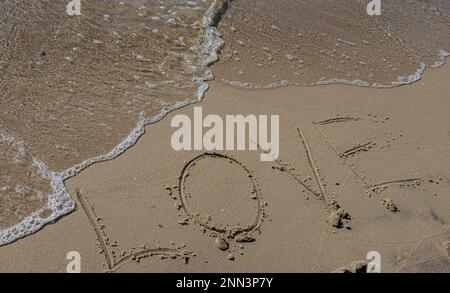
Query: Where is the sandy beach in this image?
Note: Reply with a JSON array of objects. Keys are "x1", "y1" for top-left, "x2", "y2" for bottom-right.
[
  {"x1": 1, "y1": 0, "x2": 450, "y2": 275},
  {"x1": 1, "y1": 59, "x2": 450, "y2": 272}
]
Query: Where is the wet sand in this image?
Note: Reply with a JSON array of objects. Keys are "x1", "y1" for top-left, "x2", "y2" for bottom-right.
[{"x1": 1, "y1": 62, "x2": 449, "y2": 272}]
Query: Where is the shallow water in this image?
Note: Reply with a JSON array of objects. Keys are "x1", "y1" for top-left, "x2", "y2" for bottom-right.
[
  {"x1": 213, "y1": 0, "x2": 450, "y2": 88},
  {"x1": 0, "y1": 0, "x2": 222, "y2": 244},
  {"x1": 0, "y1": 131, "x2": 51, "y2": 229}
]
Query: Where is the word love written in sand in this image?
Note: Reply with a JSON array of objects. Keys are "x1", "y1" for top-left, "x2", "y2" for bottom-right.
[{"x1": 171, "y1": 107, "x2": 279, "y2": 162}]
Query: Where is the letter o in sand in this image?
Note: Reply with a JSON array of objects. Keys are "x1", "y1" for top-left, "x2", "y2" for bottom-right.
[{"x1": 178, "y1": 152, "x2": 265, "y2": 238}]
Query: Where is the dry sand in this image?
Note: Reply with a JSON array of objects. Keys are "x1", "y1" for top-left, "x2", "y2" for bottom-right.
[{"x1": 1, "y1": 63, "x2": 450, "y2": 273}]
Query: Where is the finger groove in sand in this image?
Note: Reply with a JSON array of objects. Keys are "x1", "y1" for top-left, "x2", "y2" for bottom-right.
[
  {"x1": 178, "y1": 152, "x2": 265, "y2": 238},
  {"x1": 259, "y1": 135, "x2": 321, "y2": 198},
  {"x1": 297, "y1": 128, "x2": 327, "y2": 202},
  {"x1": 368, "y1": 178, "x2": 422, "y2": 190},
  {"x1": 272, "y1": 159, "x2": 322, "y2": 198},
  {"x1": 313, "y1": 116, "x2": 360, "y2": 125},
  {"x1": 76, "y1": 190, "x2": 184, "y2": 272},
  {"x1": 339, "y1": 141, "x2": 375, "y2": 158},
  {"x1": 313, "y1": 123, "x2": 371, "y2": 188}
]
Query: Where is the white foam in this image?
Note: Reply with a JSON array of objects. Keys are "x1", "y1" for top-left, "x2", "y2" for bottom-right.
[
  {"x1": 0, "y1": 131, "x2": 27, "y2": 157},
  {"x1": 391, "y1": 63, "x2": 426, "y2": 86},
  {"x1": 0, "y1": 134, "x2": 74, "y2": 246},
  {"x1": 431, "y1": 50, "x2": 450, "y2": 68},
  {"x1": 0, "y1": 0, "x2": 224, "y2": 246}
]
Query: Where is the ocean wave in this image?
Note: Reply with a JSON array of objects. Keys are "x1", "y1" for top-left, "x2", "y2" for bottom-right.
[
  {"x1": 220, "y1": 52, "x2": 447, "y2": 90},
  {"x1": 0, "y1": 0, "x2": 224, "y2": 246}
]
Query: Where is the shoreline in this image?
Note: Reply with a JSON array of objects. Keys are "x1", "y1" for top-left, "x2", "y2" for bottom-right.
[{"x1": 0, "y1": 0, "x2": 224, "y2": 247}]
